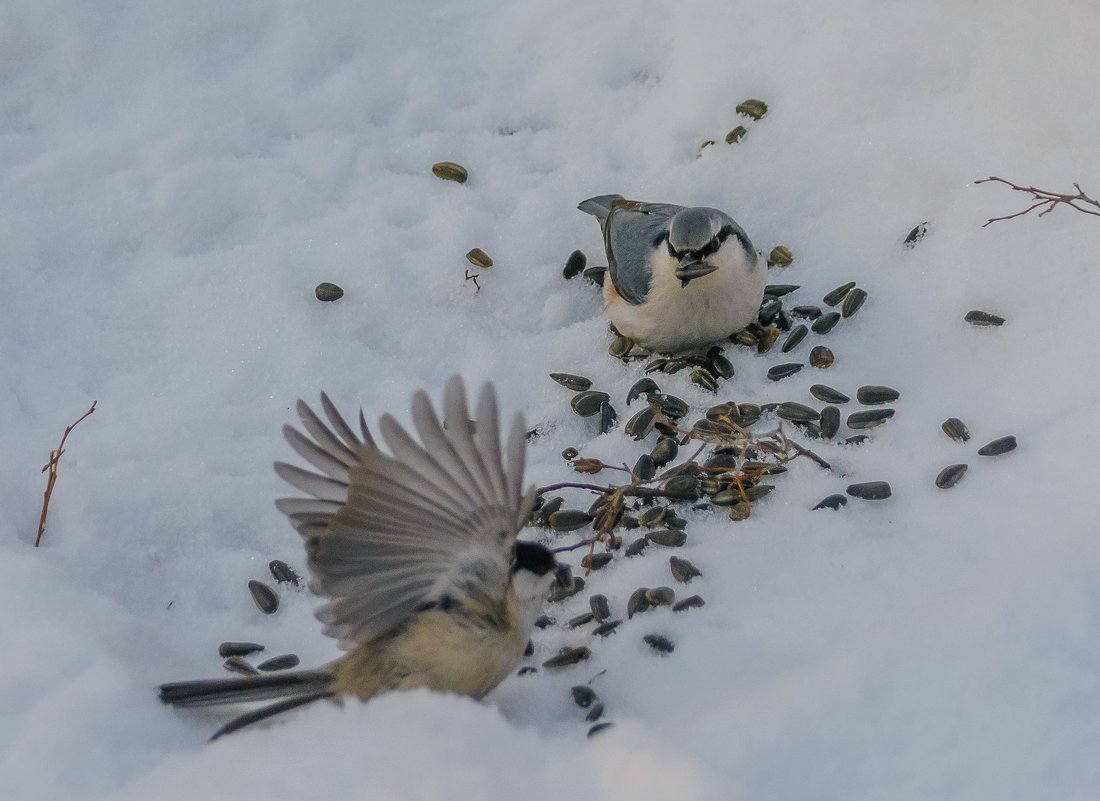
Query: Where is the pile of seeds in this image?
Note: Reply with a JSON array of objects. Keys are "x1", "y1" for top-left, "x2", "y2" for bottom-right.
[{"x1": 217, "y1": 560, "x2": 304, "y2": 676}]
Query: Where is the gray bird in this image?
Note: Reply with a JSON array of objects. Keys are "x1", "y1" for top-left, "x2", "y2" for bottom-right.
[
  {"x1": 578, "y1": 194, "x2": 765, "y2": 354},
  {"x1": 158, "y1": 376, "x2": 565, "y2": 739}
]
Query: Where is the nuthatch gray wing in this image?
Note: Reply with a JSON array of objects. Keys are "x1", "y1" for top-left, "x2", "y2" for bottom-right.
[
  {"x1": 578, "y1": 194, "x2": 766, "y2": 354},
  {"x1": 158, "y1": 376, "x2": 564, "y2": 739}
]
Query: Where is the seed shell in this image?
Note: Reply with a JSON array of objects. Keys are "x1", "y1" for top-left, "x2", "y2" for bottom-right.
[
  {"x1": 465, "y1": 248, "x2": 493, "y2": 269},
  {"x1": 563, "y1": 250, "x2": 587, "y2": 279},
  {"x1": 736, "y1": 98, "x2": 769, "y2": 119},
  {"x1": 669, "y1": 556, "x2": 702, "y2": 583},
  {"x1": 625, "y1": 538, "x2": 649, "y2": 557},
  {"x1": 627, "y1": 377, "x2": 660, "y2": 404},
  {"x1": 725, "y1": 125, "x2": 748, "y2": 143},
  {"x1": 857, "y1": 385, "x2": 900, "y2": 405},
  {"x1": 841, "y1": 287, "x2": 867, "y2": 318},
  {"x1": 846, "y1": 481, "x2": 892, "y2": 500},
  {"x1": 655, "y1": 394, "x2": 689, "y2": 419},
  {"x1": 645, "y1": 586, "x2": 676, "y2": 606},
  {"x1": 758, "y1": 298, "x2": 783, "y2": 325},
  {"x1": 709, "y1": 352, "x2": 734, "y2": 380},
  {"x1": 978, "y1": 435, "x2": 1017, "y2": 456},
  {"x1": 548, "y1": 576, "x2": 585, "y2": 603},
  {"x1": 646, "y1": 529, "x2": 687, "y2": 547},
  {"x1": 219, "y1": 642, "x2": 265, "y2": 658},
  {"x1": 598, "y1": 402, "x2": 617, "y2": 434},
  {"x1": 903, "y1": 222, "x2": 928, "y2": 248},
  {"x1": 820, "y1": 405, "x2": 841, "y2": 438},
  {"x1": 809, "y1": 345, "x2": 835, "y2": 368},
  {"x1": 431, "y1": 161, "x2": 468, "y2": 183},
  {"x1": 608, "y1": 335, "x2": 632, "y2": 359},
  {"x1": 823, "y1": 281, "x2": 856, "y2": 306},
  {"x1": 767, "y1": 246, "x2": 793, "y2": 267},
  {"x1": 568, "y1": 612, "x2": 595, "y2": 629},
  {"x1": 767, "y1": 363, "x2": 803, "y2": 381},
  {"x1": 223, "y1": 656, "x2": 260, "y2": 676},
  {"x1": 581, "y1": 553, "x2": 613, "y2": 571},
  {"x1": 644, "y1": 634, "x2": 675, "y2": 654},
  {"x1": 314, "y1": 282, "x2": 344, "y2": 302},
  {"x1": 728, "y1": 501, "x2": 752, "y2": 521},
  {"x1": 847, "y1": 409, "x2": 895, "y2": 429},
  {"x1": 756, "y1": 325, "x2": 780, "y2": 353},
  {"x1": 268, "y1": 559, "x2": 301, "y2": 586},
  {"x1": 627, "y1": 588, "x2": 651, "y2": 618},
  {"x1": 673, "y1": 595, "x2": 705, "y2": 612},
  {"x1": 781, "y1": 324, "x2": 808, "y2": 353},
  {"x1": 589, "y1": 594, "x2": 611, "y2": 621},
  {"x1": 588, "y1": 722, "x2": 613, "y2": 738},
  {"x1": 571, "y1": 390, "x2": 610, "y2": 417},
  {"x1": 941, "y1": 418, "x2": 971, "y2": 442},
  {"x1": 257, "y1": 654, "x2": 300, "y2": 672},
  {"x1": 812, "y1": 494, "x2": 848, "y2": 510},
  {"x1": 583, "y1": 266, "x2": 606, "y2": 286},
  {"x1": 542, "y1": 647, "x2": 591, "y2": 669},
  {"x1": 586, "y1": 703, "x2": 605, "y2": 722},
  {"x1": 571, "y1": 686, "x2": 598, "y2": 708},
  {"x1": 935, "y1": 463, "x2": 969, "y2": 489},
  {"x1": 690, "y1": 368, "x2": 719, "y2": 392},
  {"x1": 965, "y1": 310, "x2": 1005, "y2": 326},
  {"x1": 551, "y1": 373, "x2": 593, "y2": 391},
  {"x1": 632, "y1": 453, "x2": 656, "y2": 481},
  {"x1": 248, "y1": 580, "x2": 279, "y2": 614},
  {"x1": 593, "y1": 620, "x2": 622, "y2": 637},
  {"x1": 812, "y1": 312, "x2": 841, "y2": 334}
]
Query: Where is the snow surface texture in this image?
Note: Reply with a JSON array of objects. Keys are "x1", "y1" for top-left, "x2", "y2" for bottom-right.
[{"x1": 3, "y1": 1, "x2": 1100, "y2": 799}]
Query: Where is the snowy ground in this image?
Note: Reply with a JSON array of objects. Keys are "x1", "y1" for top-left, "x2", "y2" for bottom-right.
[{"x1": 3, "y1": 1, "x2": 1100, "y2": 799}]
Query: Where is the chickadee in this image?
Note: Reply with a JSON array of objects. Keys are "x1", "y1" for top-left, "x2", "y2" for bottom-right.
[
  {"x1": 578, "y1": 194, "x2": 766, "y2": 354},
  {"x1": 158, "y1": 376, "x2": 566, "y2": 739}
]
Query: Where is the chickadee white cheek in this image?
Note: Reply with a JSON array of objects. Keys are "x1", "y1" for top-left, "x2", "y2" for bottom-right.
[{"x1": 511, "y1": 569, "x2": 558, "y2": 629}]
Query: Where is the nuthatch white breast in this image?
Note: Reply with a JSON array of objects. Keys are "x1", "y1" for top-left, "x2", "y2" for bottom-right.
[
  {"x1": 578, "y1": 194, "x2": 766, "y2": 354},
  {"x1": 158, "y1": 376, "x2": 565, "y2": 739}
]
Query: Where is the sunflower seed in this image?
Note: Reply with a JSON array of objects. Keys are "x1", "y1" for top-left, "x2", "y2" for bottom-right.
[
  {"x1": 737, "y1": 98, "x2": 769, "y2": 119},
  {"x1": 767, "y1": 246, "x2": 793, "y2": 267},
  {"x1": 708, "y1": 352, "x2": 734, "y2": 380},
  {"x1": 812, "y1": 312, "x2": 841, "y2": 334},
  {"x1": 978, "y1": 435, "x2": 1017, "y2": 456},
  {"x1": 731, "y1": 403, "x2": 762, "y2": 426},
  {"x1": 823, "y1": 281, "x2": 856, "y2": 306},
  {"x1": 842, "y1": 287, "x2": 867, "y2": 318},
  {"x1": 543, "y1": 647, "x2": 591, "y2": 669},
  {"x1": 549, "y1": 576, "x2": 585, "y2": 602},
  {"x1": 661, "y1": 358, "x2": 688, "y2": 374},
  {"x1": 730, "y1": 329, "x2": 758, "y2": 347},
  {"x1": 645, "y1": 358, "x2": 668, "y2": 374},
  {"x1": 563, "y1": 250, "x2": 587, "y2": 279},
  {"x1": 219, "y1": 642, "x2": 264, "y2": 658},
  {"x1": 536, "y1": 497, "x2": 564, "y2": 526},
  {"x1": 767, "y1": 363, "x2": 803, "y2": 381},
  {"x1": 551, "y1": 373, "x2": 593, "y2": 391},
  {"x1": 314, "y1": 282, "x2": 344, "y2": 302},
  {"x1": 812, "y1": 494, "x2": 848, "y2": 510},
  {"x1": 809, "y1": 345, "x2": 835, "y2": 368},
  {"x1": 223, "y1": 656, "x2": 260, "y2": 676},
  {"x1": 248, "y1": 581, "x2": 279, "y2": 614},
  {"x1": 673, "y1": 595, "x2": 706, "y2": 612},
  {"x1": 646, "y1": 587, "x2": 676, "y2": 606},
  {"x1": 965, "y1": 310, "x2": 1005, "y2": 326},
  {"x1": 627, "y1": 588, "x2": 651, "y2": 617},
  {"x1": 571, "y1": 390, "x2": 610, "y2": 417},
  {"x1": 268, "y1": 560, "x2": 301, "y2": 586},
  {"x1": 810, "y1": 384, "x2": 849, "y2": 404},
  {"x1": 568, "y1": 612, "x2": 595, "y2": 629},
  {"x1": 548, "y1": 510, "x2": 593, "y2": 532},
  {"x1": 776, "y1": 310, "x2": 793, "y2": 331},
  {"x1": 781, "y1": 324, "x2": 808, "y2": 353},
  {"x1": 586, "y1": 703, "x2": 605, "y2": 722},
  {"x1": 847, "y1": 409, "x2": 895, "y2": 429},
  {"x1": 791, "y1": 305, "x2": 823, "y2": 319},
  {"x1": 903, "y1": 222, "x2": 928, "y2": 248},
  {"x1": 644, "y1": 634, "x2": 675, "y2": 654},
  {"x1": 764, "y1": 284, "x2": 800, "y2": 298},
  {"x1": 690, "y1": 368, "x2": 719, "y2": 392},
  {"x1": 758, "y1": 298, "x2": 783, "y2": 325},
  {"x1": 941, "y1": 418, "x2": 971, "y2": 442},
  {"x1": 584, "y1": 266, "x2": 606, "y2": 286},
  {"x1": 728, "y1": 501, "x2": 752, "y2": 520},
  {"x1": 581, "y1": 553, "x2": 613, "y2": 571},
  {"x1": 669, "y1": 556, "x2": 702, "y2": 583},
  {"x1": 625, "y1": 538, "x2": 649, "y2": 557},
  {"x1": 820, "y1": 405, "x2": 841, "y2": 438},
  {"x1": 465, "y1": 248, "x2": 493, "y2": 269},
  {"x1": 599, "y1": 402, "x2": 617, "y2": 433},
  {"x1": 777, "y1": 402, "x2": 820, "y2": 422},
  {"x1": 257, "y1": 654, "x2": 300, "y2": 672},
  {"x1": 725, "y1": 125, "x2": 748, "y2": 143},
  {"x1": 846, "y1": 481, "x2": 892, "y2": 500},
  {"x1": 655, "y1": 394, "x2": 689, "y2": 419},
  {"x1": 608, "y1": 335, "x2": 632, "y2": 359},
  {"x1": 627, "y1": 378, "x2": 660, "y2": 404},
  {"x1": 571, "y1": 686, "x2": 598, "y2": 708},
  {"x1": 756, "y1": 325, "x2": 781, "y2": 353},
  {"x1": 593, "y1": 620, "x2": 622, "y2": 637},
  {"x1": 936, "y1": 463, "x2": 969, "y2": 489},
  {"x1": 664, "y1": 511, "x2": 688, "y2": 529},
  {"x1": 628, "y1": 454, "x2": 655, "y2": 482},
  {"x1": 588, "y1": 722, "x2": 614, "y2": 738},
  {"x1": 638, "y1": 506, "x2": 668, "y2": 527},
  {"x1": 845, "y1": 434, "x2": 870, "y2": 445},
  {"x1": 857, "y1": 385, "x2": 899, "y2": 404},
  {"x1": 431, "y1": 161, "x2": 468, "y2": 183},
  {"x1": 589, "y1": 594, "x2": 611, "y2": 621},
  {"x1": 646, "y1": 529, "x2": 687, "y2": 547}
]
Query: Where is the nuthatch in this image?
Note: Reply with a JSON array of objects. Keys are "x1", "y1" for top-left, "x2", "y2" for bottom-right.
[
  {"x1": 158, "y1": 376, "x2": 565, "y2": 739},
  {"x1": 578, "y1": 194, "x2": 765, "y2": 354}
]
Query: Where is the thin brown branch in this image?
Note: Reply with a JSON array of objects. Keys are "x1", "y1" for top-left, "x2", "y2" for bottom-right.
[
  {"x1": 36, "y1": 401, "x2": 97, "y2": 547},
  {"x1": 976, "y1": 176, "x2": 1100, "y2": 226}
]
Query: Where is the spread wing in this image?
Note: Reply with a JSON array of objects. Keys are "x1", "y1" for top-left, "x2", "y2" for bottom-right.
[
  {"x1": 274, "y1": 376, "x2": 536, "y2": 649},
  {"x1": 579, "y1": 195, "x2": 684, "y2": 306}
]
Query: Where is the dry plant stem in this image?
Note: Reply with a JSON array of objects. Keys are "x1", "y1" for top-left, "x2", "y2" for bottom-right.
[
  {"x1": 976, "y1": 176, "x2": 1100, "y2": 226},
  {"x1": 36, "y1": 400, "x2": 97, "y2": 547},
  {"x1": 552, "y1": 536, "x2": 601, "y2": 555},
  {"x1": 536, "y1": 481, "x2": 700, "y2": 502}
]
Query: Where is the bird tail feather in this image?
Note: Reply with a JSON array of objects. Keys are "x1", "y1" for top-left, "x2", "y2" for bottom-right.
[
  {"x1": 158, "y1": 669, "x2": 334, "y2": 708},
  {"x1": 577, "y1": 194, "x2": 624, "y2": 225}
]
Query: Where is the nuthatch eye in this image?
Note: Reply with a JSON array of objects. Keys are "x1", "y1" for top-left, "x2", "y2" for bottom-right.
[
  {"x1": 578, "y1": 194, "x2": 765, "y2": 355},
  {"x1": 158, "y1": 376, "x2": 561, "y2": 739}
]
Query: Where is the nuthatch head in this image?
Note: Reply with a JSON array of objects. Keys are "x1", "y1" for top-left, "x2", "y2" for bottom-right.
[{"x1": 578, "y1": 194, "x2": 766, "y2": 355}]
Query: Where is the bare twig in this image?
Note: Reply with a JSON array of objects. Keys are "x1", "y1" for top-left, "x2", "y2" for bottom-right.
[
  {"x1": 976, "y1": 176, "x2": 1100, "y2": 226},
  {"x1": 36, "y1": 401, "x2": 97, "y2": 546}
]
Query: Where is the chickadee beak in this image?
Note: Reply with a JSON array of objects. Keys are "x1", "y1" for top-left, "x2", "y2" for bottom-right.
[
  {"x1": 674, "y1": 261, "x2": 718, "y2": 287},
  {"x1": 553, "y1": 564, "x2": 573, "y2": 589}
]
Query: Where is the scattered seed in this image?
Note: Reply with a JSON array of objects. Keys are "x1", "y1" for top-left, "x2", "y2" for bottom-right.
[
  {"x1": 936, "y1": 463, "x2": 969, "y2": 489},
  {"x1": 941, "y1": 418, "x2": 971, "y2": 442},
  {"x1": 269, "y1": 560, "x2": 301, "y2": 586},
  {"x1": 543, "y1": 647, "x2": 591, "y2": 669},
  {"x1": 588, "y1": 722, "x2": 613, "y2": 738},
  {"x1": 765, "y1": 284, "x2": 800, "y2": 297},
  {"x1": 589, "y1": 594, "x2": 611, "y2": 621},
  {"x1": 781, "y1": 324, "x2": 808, "y2": 353},
  {"x1": 644, "y1": 634, "x2": 675, "y2": 654},
  {"x1": 978, "y1": 435, "x2": 1017, "y2": 456},
  {"x1": 584, "y1": 266, "x2": 606, "y2": 286},
  {"x1": 548, "y1": 510, "x2": 593, "y2": 532},
  {"x1": 568, "y1": 612, "x2": 595, "y2": 629},
  {"x1": 823, "y1": 281, "x2": 856, "y2": 306},
  {"x1": 638, "y1": 506, "x2": 667, "y2": 527},
  {"x1": 725, "y1": 125, "x2": 748, "y2": 143},
  {"x1": 465, "y1": 248, "x2": 493, "y2": 269},
  {"x1": 903, "y1": 222, "x2": 928, "y2": 248},
  {"x1": 812, "y1": 494, "x2": 848, "y2": 510},
  {"x1": 728, "y1": 501, "x2": 752, "y2": 521},
  {"x1": 690, "y1": 368, "x2": 719, "y2": 392},
  {"x1": 599, "y1": 402, "x2": 617, "y2": 434},
  {"x1": 581, "y1": 553, "x2": 613, "y2": 572},
  {"x1": 314, "y1": 282, "x2": 344, "y2": 302},
  {"x1": 549, "y1": 576, "x2": 585, "y2": 603},
  {"x1": 248, "y1": 580, "x2": 279, "y2": 614},
  {"x1": 627, "y1": 378, "x2": 660, "y2": 404},
  {"x1": 571, "y1": 686, "x2": 598, "y2": 708},
  {"x1": 534, "y1": 615, "x2": 555, "y2": 629},
  {"x1": 756, "y1": 325, "x2": 781, "y2": 353},
  {"x1": 431, "y1": 161, "x2": 468, "y2": 183},
  {"x1": 767, "y1": 363, "x2": 803, "y2": 381},
  {"x1": 223, "y1": 656, "x2": 260, "y2": 676},
  {"x1": 791, "y1": 305, "x2": 823, "y2": 319},
  {"x1": 809, "y1": 384, "x2": 848, "y2": 404},
  {"x1": 646, "y1": 529, "x2": 687, "y2": 547},
  {"x1": 673, "y1": 595, "x2": 705, "y2": 612},
  {"x1": 571, "y1": 390, "x2": 610, "y2": 417},
  {"x1": 845, "y1": 434, "x2": 870, "y2": 445},
  {"x1": 846, "y1": 481, "x2": 892, "y2": 500},
  {"x1": 219, "y1": 642, "x2": 264, "y2": 658},
  {"x1": 758, "y1": 299, "x2": 783, "y2": 325},
  {"x1": 669, "y1": 556, "x2": 702, "y2": 583},
  {"x1": 965, "y1": 310, "x2": 1005, "y2": 326},
  {"x1": 551, "y1": 373, "x2": 593, "y2": 391},
  {"x1": 777, "y1": 402, "x2": 820, "y2": 423},
  {"x1": 841, "y1": 288, "x2": 867, "y2": 318},
  {"x1": 812, "y1": 312, "x2": 841, "y2": 334},
  {"x1": 736, "y1": 99, "x2": 768, "y2": 119},
  {"x1": 645, "y1": 358, "x2": 668, "y2": 374},
  {"x1": 586, "y1": 703, "x2": 605, "y2": 722},
  {"x1": 257, "y1": 654, "x2": 300, "y2": 672},
  {"x1": 625, "y1": 538, "x2": 649, "y2": 557},
  {"x1": 820, "y1": 406, "x2": 841, "y2": 438},
  {"x1": 708, "y1": 351, "x2": 734, "y2": 380},
  {"x1": 655, "y1": 394, "x2": 689, "y2": 419},
  {"x1": 767, "y1": 246, "x2": 793, "y2": 267},
  {"x1": 645, "y1": 587, "x2": 676, "y2": 607},
  {"x1": 572, "y1": 457, "x2": 604, "y2": 474},
  {"x1": 608, "y1": 335, "x2": 632, "y2": 359},
  {"x1": 627, "y1": 588, "x2": 651, "y2": 618},
  {"x1": 563, "y1": 250, "x2": 587, "y2": 279},
  {"x1": 846, "y1": 409, "x2": 895, "y2": 429},
  {"x1": 857, "y1": 385, "x2": 900, "y2": 405},
  {"x1": 809, "y1": 345, "x2": 835, "y2": 368},
  {"x1": 730, "y1": 329, "x2": 758, "y2": 347}
]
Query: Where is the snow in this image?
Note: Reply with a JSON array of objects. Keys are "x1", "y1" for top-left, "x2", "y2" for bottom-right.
[{"x1": 3, "y1": 0, "x2": 1100, "y2": 799}]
